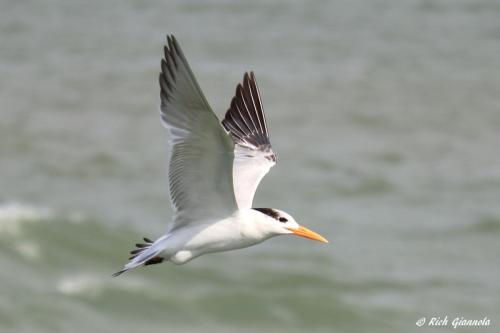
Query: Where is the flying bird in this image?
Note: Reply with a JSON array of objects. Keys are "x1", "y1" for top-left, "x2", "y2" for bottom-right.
[{"x1": 113, "y1": 35, "x2": 327, "y2": 277}]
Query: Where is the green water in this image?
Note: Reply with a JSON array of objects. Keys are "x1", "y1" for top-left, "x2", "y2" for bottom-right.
[{"x1": 1, "y1": 0, "x2": 499, "y2": 332}]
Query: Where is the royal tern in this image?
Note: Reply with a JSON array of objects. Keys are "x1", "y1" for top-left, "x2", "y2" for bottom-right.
[{"x1": 113, "y1": 35, "x2": 327, "y2": 277}]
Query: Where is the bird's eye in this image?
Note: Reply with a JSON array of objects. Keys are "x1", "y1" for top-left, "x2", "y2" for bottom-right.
[{"x1": 279, "y1": 217, "x2": 288, "y2": 223}]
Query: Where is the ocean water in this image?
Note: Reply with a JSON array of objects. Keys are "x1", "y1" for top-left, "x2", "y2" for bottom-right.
[{"x1": 1, "y1": 0, "x2": 499, "y2": 332}]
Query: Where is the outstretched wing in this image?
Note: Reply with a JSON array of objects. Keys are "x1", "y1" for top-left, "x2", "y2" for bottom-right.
[
  {"x1": 160, "y1": 36, "x2": 237, "y2": 229},
  {"x1": 222, "y1": 72, "x2": 276, "y2": 209}
]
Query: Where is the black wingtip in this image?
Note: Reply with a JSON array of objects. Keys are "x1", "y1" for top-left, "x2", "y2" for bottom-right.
[
  {"x1": 222, "y1": 71, "x2": 272, "y2": 150},
  {"x1": 166, "y1": 34, "x2": 174, "y2": 46}
]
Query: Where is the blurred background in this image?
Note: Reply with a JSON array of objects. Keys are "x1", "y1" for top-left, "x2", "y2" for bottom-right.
[{"x1": 1, "y1": 0, "x2": 499, "y2": 332}]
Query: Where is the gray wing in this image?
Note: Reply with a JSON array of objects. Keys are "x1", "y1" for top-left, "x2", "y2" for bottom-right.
[
  {"x1": 160, "y1": 36, "x2": 237, "y2": 229},
  {"x1": 222, "y1": 72, "x2": 276, "y2": 209}
]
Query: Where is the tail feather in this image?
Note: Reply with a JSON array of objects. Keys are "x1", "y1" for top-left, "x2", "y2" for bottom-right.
[
  {"x1": 112, "y1": 235, "x2": 168, "y2": 277},
  {"x1": 112, "y1": 269, "x2": 127, "y2": 277},
  {"x1": 127, "y1": 237, "x2": 154, "y2": 260}
]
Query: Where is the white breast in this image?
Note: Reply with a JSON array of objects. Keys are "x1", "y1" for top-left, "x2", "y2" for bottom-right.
[{"x1": 165, "y1": 210, "x2": 269, "y2": 264}]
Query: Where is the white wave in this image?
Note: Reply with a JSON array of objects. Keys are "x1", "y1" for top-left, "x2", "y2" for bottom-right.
[
  {"x1": 57, "y1": 274, "x2": 149, "y2": 297},
  {"x1": 15, "y1": 240, "x2": 40, "y2": 260},
  {"x1": 0, "y1": 202, "x2": 52, "y2": 235},
  {"x1": 57, "y1": 274, "x2": 103, "y2": 297}
]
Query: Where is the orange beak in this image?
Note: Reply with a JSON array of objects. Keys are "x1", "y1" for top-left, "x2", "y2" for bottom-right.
[{"x1": 287, "y1": 225, "x2": 328, "y2": 243}]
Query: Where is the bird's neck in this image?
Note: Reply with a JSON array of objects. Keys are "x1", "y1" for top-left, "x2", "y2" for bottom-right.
[{"x1": 235, "y1": 209, "x2": 276, "y2": 242}]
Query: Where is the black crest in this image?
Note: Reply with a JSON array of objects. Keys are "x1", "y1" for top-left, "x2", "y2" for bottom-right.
[{"x1": 253, "y1": 208, "x2": 288, "y2": 223}]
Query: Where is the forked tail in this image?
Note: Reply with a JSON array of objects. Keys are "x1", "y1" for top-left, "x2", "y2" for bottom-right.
[{"x1": 112, "y1": 236, "x2": 168, "y2": 277}]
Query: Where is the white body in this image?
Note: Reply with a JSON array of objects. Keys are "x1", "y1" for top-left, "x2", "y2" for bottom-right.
[
  {"x1": 166, "y1": 210, "x2": 269, "y2": 263},
  {"x1": 125, "y1": 209, "x2": 295, "y2": 270}
]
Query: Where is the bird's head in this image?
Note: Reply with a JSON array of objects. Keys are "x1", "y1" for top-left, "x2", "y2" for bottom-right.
[{"x1": 252, "y1": 208, "x2": 328, "y2": 243}]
